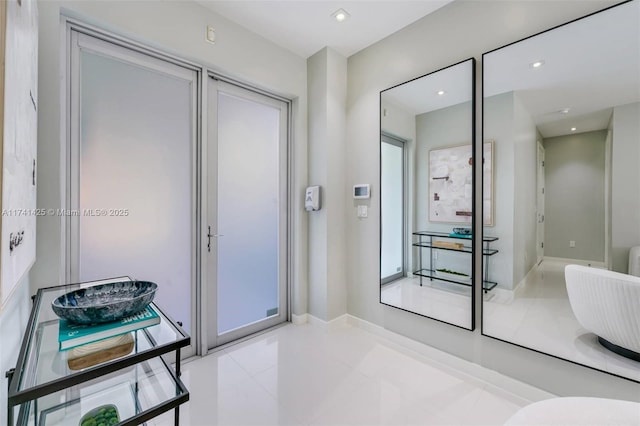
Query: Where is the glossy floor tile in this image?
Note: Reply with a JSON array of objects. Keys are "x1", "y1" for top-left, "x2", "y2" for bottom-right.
[
  {"x1": 381, "y1": 277, "x2": 472, "y2": 328},
  {"x1": 152, "y1": 322, "x2": 529, "y2": 426},
  {"x1": 483, "y1": 259, "x2": 640, "y2": 381}
]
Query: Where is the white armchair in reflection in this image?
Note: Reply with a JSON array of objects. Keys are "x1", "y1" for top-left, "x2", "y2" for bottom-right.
[{"x1": 565, "y1": 264, "x2": 640, "y2": 362}]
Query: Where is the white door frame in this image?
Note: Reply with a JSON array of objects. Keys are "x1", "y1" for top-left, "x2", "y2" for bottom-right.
[{"x1": 536, "y1": 140, "x2": 545, "y2": 265}]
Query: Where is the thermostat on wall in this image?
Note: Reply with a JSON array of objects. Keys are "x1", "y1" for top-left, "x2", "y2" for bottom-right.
[{"x1": 353, "y1": 184, "x2": 370, "y2": 199}]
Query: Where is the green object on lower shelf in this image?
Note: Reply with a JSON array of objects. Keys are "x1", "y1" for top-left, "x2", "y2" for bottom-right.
[{"x1": 79, "y1": 404, "x2": 119, "y2": 426}]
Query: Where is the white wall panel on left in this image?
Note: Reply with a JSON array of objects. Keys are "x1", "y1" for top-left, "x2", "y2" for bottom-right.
[{"x1": 1, "y1": 0, "x2": 38, "y2": 308}]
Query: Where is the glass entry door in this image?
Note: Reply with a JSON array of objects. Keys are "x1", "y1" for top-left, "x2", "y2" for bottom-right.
[
  {"x1": 68, "y1": 30, "x2": 198, "y2": 357},
  {"x1": 207, "y1": 79, "x2": 288, "y2": 348},
  {"x1": 381, "y1": 134, "x2": 406, "y2": 284}
]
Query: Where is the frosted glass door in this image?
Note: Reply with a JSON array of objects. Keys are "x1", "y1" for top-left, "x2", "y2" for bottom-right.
[
  {"x1": 208, "y1": 80, "x2": 287, "y2": 347},
  {"x1": 381, "y1": 137, "x2": 405, "y2": 283},
  {"x1": 70, "y1": 32, "x2": 197, "y2": 346}
]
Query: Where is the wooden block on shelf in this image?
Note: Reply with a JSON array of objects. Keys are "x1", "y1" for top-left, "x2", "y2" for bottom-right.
[
  {"x1": 433, "y1": 241, "x2": 464, "y2": 249},
  {"x1": 67, "y1": 333, "x2": 134, "y2": 371}
]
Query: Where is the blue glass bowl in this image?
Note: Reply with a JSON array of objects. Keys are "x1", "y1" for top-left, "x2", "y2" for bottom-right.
[{"x1": 52, "y1": 281, "x2": 158, "y2": 324}]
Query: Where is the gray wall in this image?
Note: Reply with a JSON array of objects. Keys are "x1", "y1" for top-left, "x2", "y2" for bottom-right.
[
  {"x1": 347, "y1": 0, "x2": 639, "y2": 399},
  {"x1": 415, "y1": 101, "x2": 473, "y2": 275},
  {"x1": 544, "y1": 130, "x2": 606, "y2": 262},
  {"x1": 611, "y1": 102, "x2": 640, "y2": 272}
]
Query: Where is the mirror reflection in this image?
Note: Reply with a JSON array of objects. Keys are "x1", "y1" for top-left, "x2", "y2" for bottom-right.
[
  {"x1": 380, "y1": 59, "x2": 475, "y2": 329},
  {"x1": 482, "y1": 1, "x2": 639, "y2": 381}
]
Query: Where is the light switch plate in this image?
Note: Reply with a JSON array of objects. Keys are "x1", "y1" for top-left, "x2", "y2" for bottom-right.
[{"x1": 357, "y1": 205, "x2": 368, "y2": 218}]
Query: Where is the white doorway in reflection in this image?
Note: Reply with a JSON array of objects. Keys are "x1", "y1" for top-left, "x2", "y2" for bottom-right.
[{"x1": 483, "y1": 258, "x2": 639, "y2": 381}]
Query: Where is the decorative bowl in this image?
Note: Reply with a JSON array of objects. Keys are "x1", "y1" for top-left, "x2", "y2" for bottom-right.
[
  {"x1": 452, "y1": 227, "x2": 472, "y2": 235},
  {"x1": 52, "y1": 281, "x2": 157, "y2": 324}
]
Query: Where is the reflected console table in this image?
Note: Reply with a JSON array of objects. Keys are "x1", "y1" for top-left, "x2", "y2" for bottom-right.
[
  {"x1": 6, "y1": 283, "x2": 190, "y2": 426},
  {"x1": 413, "y1": 231, "x2": 499, "y2": 293}
]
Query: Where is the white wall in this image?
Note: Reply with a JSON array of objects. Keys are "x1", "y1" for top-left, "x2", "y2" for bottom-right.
[
  {"x1": 484, "y1": 93, "x2": 515, "y2": 290},
  {"x1": 0, "y1": 276, "x2": 31, "y2": 426},
  {"x1": 611, "y1": 101, "x2": 640, "y2": 273},
  {"x1": 512, "y1": 93, "x2": 538, "y2": 283},
  {"x1": 307, "y1": 47, "x2": 348, "y2": 320},
  {"x1": 346, "y1": 0, "x2": 639, "y2": 399},
  {"x1": 32, "y1": 1, "x2": 309, "y2": 319}
]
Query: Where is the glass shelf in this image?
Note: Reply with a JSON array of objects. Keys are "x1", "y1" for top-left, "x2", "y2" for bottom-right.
[
  {"x1": 21, "y1": 355, "x2": 187, "y2": 426},
  {"x1": 7, "y1": 281, "x2": 190, "y2": 426},
  {"x1": 412, "y1": 231, "x2": 500, "y2": 292}
]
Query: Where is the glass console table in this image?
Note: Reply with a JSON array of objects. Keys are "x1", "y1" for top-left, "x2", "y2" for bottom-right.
[
  {"x1": 413, "y1": 231, "x2": 499, "y2": 293},
  {"x1": 6, "y1": 281, "x2": 190, "y2": 426}
]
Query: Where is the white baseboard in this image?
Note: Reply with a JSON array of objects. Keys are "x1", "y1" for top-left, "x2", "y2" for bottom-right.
[
  {"x1": 543, "y1": 257, "x2": 606, "y2": 268},
  {"x1": 345, "y1": 314, "x2": 556, "y2": 403},
  {"x1": 292, "y1": 312, "x2": 350, "y2": 330},
  {"x1": 291, "y1": 313, "x2": 308, "y2": 325},
  {"x1": 306, "y1": 313, "x2": 349, "y2": 331}
]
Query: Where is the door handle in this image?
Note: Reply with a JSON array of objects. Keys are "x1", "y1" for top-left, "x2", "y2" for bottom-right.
[{"x1": 207, "y1": 226, "x2": 224, "y2": 252}]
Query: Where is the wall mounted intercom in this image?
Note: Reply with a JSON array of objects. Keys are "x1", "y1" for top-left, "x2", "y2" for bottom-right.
[
  {"x1": 353, "y1": 184, "x2": 370, "y2": 199},
  {"x1": 305, "y1": 186, "x2": 321, "y2": 211}
]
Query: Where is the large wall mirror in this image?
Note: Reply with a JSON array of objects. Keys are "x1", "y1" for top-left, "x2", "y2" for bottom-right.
[
  {"x1": 380, "y1": 58, "x2": 476, "y2": 330},
  {"x1": 482, "y1": 0, "x2": 639, "y2": 382}
]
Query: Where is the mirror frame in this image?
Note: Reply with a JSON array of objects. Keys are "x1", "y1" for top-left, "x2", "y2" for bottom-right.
[
  {"x1": 480, "y1": 0, "x2": 639, "y2": 383},
  {"x1": 379, "y1": 57, "x2": 477, "y2": 331}
]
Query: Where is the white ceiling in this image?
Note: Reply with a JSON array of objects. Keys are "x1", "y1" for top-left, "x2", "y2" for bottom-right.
[
  {"x1": 484, "y1": 0, "x2": 640, "y2": 138},
  {"x1": 382, "y1": 60, "x2": 473, "y2": 115},
  {"x1": 195, "y1": 0, "x2": 454, "y2": 58}
]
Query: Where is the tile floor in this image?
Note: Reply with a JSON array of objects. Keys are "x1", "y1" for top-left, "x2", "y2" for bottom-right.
[
  {"x1": 380, "y1": 277, "x2": 472, "y2": 329},
  {"x1": 483, "y1": 259, "x2": 640, "y2": 381},
  {"x1": 152, "y1": 321, "x2": 531, "y2": 426}
]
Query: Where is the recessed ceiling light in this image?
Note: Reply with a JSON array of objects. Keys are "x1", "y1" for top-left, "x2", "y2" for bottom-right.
[
  {"x1": 437, "y1": 90, "x2": 446, "y2": 96},
  {"x1": 530, "y1": 60, "x2": 545, "y2": 69},
  {"x1": 331, "y1": 8, "x2": 350, "y2": 22},
  {"x1": 559, "y1": 108, "x2": 571, "y2": 114},
  {"x1": 571, "y1": 127, "x2": 577, "y2": 131}
]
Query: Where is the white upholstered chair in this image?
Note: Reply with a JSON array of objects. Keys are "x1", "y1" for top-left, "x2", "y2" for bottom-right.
[{"x1": 565, "y1": 264, "x2": 640, "y2": 360}]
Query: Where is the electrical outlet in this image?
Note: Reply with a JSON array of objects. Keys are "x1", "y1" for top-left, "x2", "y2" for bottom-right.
[
  {"x1": 206, "y1": 26, "x2": 216, "y2": 44},
  {"x1": 569, "y1": 240, "x2": 576, "y2": 248}
]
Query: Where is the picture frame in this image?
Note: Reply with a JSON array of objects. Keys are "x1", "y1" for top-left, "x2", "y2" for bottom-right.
[{"x1": 428, "y1": 141, "x2": 494, "y2": 226}]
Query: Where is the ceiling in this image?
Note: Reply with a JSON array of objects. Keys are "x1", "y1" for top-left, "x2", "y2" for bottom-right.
[
  {"x1": 484, "y1": 0, "x2": 640, "y2": 138},
  {"x1": 195, "y1": 0, "x2": 454, "y2": 58},
  {"x1": 382, "y1": 60, "x2": 473, "y2": 116}
]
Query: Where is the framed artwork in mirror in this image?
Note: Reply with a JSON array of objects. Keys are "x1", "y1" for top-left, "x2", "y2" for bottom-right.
[
  {"x1": 428, "y1": 141, "x2": 494, "y2": 226},
  {"x1": 482, "y1": 0, "x2": 639, "y2": 382},
  {"x1": 380, "y1": 58, "x2": 476, "y2": 330}
]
